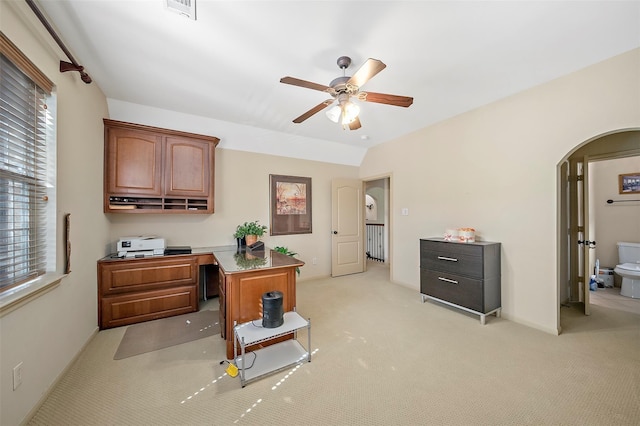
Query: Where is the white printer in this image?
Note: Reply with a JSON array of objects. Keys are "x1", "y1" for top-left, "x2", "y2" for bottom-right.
[{"x1": 117, "y1": 236, "x2": 166, "y2": 258}]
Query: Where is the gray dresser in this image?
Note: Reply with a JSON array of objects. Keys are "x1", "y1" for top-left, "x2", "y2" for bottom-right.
[{"x1": 420, "y1": 238, "x2": 501, "y2": 324}]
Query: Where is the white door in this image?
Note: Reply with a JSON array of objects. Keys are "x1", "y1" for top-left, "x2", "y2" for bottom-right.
[
  {"x1": 581, "y1": 157, "x2": 596, "y2": 315},
  {"x1": 331, "y1": 179, "x2": 365, "y2": 277},
  {"x1": 568, "y1": 158, "x2": 592, "y2": 314}
]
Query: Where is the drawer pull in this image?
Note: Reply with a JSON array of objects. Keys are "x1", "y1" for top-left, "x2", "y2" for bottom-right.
[
  {"x1": 438, "y1": 277, "x2": 458, "y2": 284},
  {"x1": 437, "y1": 256, "x2": 458, "y2": 262}
]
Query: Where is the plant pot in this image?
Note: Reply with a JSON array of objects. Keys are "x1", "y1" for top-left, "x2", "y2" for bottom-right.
[{"x1": 245, "y1": 234, "x2": 258, "y2": 246}]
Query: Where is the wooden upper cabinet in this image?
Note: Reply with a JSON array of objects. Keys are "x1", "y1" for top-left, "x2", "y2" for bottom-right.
[
  {"x1": 106, "y1": 127, "x2": 162, "y2": 195},
  {"x1": 104, "y1": 119, "x2": 219, "y2": 214},
  {"x1": 164, "y1": 137, "x2": 211, "y2": 197}
]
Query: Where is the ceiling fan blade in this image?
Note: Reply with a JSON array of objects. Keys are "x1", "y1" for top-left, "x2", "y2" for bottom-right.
[
  {"x1": 348, "y1": 116, "x2": 361, "y2": 130},
  {"x1": 280, "y1": 76, "x2": 332, "y2": 92},
  {"x1": 362, "y1": 91, "x2": 414, "y2": 108},
  {"x1": 347, "y1": 58, "x2": 386, "y2": 89},
  {"x1": 292, "y1": 99, "x2": 334, "y2": 123}
]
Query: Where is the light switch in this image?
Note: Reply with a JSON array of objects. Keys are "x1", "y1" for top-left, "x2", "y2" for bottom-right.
[{"x1": 401, "y1": 208, "x2": 409, "y2": 216}]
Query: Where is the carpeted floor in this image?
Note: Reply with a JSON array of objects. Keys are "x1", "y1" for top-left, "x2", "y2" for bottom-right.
[{"x1": 27, "y1": 262, "x2": 640, "y2": 425}]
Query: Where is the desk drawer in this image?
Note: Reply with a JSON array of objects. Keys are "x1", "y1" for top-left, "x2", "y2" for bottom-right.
[
  {"x1": 420, "y1": 269, "x2": 483, "y2": 312},
  {"x1": 100, "y1": 285, "x2": 197, "y2": 329},
  {"x1": 99, "y1": 256, "x2": 197, "y2": 296}
]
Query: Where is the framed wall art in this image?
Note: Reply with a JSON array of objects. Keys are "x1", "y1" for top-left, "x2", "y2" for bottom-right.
[
  {"x1": 270, "y1": 174, "x2": 312, "y2": 235},
  {"x1": 619, "y1": 172, "x2": 640, "y2": 194}
]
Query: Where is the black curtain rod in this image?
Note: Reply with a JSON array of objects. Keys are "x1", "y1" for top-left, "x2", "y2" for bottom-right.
[
  {"x1": 606, "y1": 199, "x2": 640, "y2": 204},
  {"x1": 25, "y1": 0, "x2": 92, "y2": 84}
]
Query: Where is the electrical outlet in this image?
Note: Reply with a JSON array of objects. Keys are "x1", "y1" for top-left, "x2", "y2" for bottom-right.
[
  {"x1": 312, "y1": 257, "x2": 317, "y2": 265},
  {"x1": 13, "y1": 362, "x2": 23, "y2": 390}
]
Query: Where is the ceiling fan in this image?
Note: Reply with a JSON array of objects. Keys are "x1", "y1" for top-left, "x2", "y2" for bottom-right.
[{"x1": 280, "y1": 56, "x2": 413, "y2": 130}]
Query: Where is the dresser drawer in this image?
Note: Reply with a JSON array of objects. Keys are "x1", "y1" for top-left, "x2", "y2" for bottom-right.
[
  {"x1": 420, "y1": 239, "x2": 483, "y2": 257},
  {"x1": 420, "y1": 248, "x2": 483, "y2": 279},
  {"x1": 420, "y1": 269, "x2": 483, "y2": 312}
]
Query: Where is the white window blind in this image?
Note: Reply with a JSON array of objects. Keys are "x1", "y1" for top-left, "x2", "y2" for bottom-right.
[{"x1": 0, "y1": 52, "x2": 55, "y2": 291}]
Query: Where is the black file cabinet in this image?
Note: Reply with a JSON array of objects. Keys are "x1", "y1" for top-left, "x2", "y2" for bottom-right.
[{"x1": 420, "y1": 238, "x2": 501, "y2": 324}]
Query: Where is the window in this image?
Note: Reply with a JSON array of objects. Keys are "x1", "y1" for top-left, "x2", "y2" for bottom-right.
[{"x1": 0, "y1": 33, "x2": 56, "y2": 293}]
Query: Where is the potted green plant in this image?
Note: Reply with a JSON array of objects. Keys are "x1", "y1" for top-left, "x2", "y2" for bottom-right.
[
  {"x1": 233, "y1": 225, "x2": 247, "y2": 249},
  {"x1": 273, "y1": 246, "x2": 300, "y2": 276},
  {"x1": 234, "y1": 220, "x2": 267, "y2": 246}
]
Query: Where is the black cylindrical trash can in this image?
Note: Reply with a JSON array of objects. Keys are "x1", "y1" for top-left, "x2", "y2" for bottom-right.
[{"x1": 262, "y1": 291, "x2": 284, "y2": 328}]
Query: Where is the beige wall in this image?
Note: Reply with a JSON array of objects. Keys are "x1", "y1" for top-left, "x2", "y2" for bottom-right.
[
  {"x1": 591, "y1": 157, "x2": 640, "y2": 268},
  {"x1": 1, "y1": 2, "x2": 110, "y2": 425},
  {"x1": 105, "y1": 148, "x2": 358, "y2": 279},
  {"x1": 360, "y1": 48, "x2": 640, "y2": 333}
]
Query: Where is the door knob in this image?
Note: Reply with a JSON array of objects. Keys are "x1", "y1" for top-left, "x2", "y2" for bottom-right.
[
  {"x1": 333, "y1": 231, "x2": 338, "y2": 234},
  {"x1": 578, "y1": 240, "x2": 597, "y2": 248}
]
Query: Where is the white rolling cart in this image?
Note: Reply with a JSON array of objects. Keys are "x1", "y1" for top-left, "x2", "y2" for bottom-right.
[{"x1": 233, "y1": 311, "x2": 310, "y2": 387}]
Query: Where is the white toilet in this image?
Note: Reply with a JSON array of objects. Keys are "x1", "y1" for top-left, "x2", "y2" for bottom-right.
[{"x1": 614, "y1": 242, "x2": 640, "y2": 299}]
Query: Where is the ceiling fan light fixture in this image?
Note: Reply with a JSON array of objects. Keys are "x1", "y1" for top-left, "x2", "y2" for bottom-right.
[
  {"x1": 325, "y1": 105, "x2": 341, "y2": 123},
  {"x1": 341, "y1": 101, "x2": 360, "y2": 125}
]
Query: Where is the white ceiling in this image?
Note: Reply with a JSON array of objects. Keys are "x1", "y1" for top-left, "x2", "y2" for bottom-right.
[{"x1": 34, "y1": 0, "x2": 640, "y2": 163}]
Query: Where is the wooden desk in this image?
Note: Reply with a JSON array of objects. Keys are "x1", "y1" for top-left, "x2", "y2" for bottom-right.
[
  {"x1": 97, "y1": 246, "x2": 303, "y2": 358},
  {"x1": 213, "y1": 247, "x2": 304, "y2": 359}
]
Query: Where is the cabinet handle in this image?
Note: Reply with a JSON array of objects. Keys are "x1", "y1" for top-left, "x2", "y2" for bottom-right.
[
  {"x1": 438, "y1": 277, "x2": 458, "y2": 284},
  {"x1": 437, "y1": 256, "x2": 458, "y2": 262}
]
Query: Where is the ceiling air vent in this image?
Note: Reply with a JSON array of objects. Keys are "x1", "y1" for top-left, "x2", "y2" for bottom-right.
[{"x1": 164, "y1": 0, "x2": 196, "y2": 20}]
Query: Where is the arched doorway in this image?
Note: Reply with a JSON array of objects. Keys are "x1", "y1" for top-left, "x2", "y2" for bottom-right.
[{"x1": 557, "y1": 129, "x2": 640, "y2": 331}]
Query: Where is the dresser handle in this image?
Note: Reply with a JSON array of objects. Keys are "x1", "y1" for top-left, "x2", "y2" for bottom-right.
[
  {"x1": 438, "y1": 277, "x2": 458, "y2": 284},
  {"x1": 437, "y1": 256, "x2": 458, "y2": 262}
]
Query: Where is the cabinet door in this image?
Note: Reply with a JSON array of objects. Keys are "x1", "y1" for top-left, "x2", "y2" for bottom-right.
[
  {"x1": 164, "y1": 137, "x2": 212, "y2": 197},
  {"x1": 106, "y1": 127, "x2": 162, "y2": 195}
]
